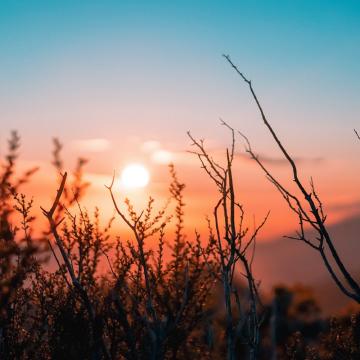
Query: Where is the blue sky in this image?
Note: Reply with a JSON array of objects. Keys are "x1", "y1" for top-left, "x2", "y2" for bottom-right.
[{"x1": 0, "y1": 0, "x2": 359, "y2": 164}]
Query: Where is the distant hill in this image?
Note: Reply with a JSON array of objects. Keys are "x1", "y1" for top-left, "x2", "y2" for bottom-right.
[{"x1": 254, "y1": 214, "x2": 360, "y2": 314}]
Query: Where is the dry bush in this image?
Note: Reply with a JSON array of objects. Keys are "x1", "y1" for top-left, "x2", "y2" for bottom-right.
[{"x1": 0, "y1": 135, "x2": 219, "y2": 359}]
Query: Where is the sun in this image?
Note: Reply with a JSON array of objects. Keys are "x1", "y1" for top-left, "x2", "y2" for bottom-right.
[{"x1": 120, "y1": 163, "x2": 150, "y2": 189}]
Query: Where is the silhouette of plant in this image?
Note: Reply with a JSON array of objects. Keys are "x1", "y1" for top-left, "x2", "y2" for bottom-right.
[
  {"x1": 224, "y1": 54, "x2": 360, "y2": 304},
  {"x1": 1, "y1": 63, "x2": 360, "y2": 359},
  {"x1": 188, "y1": 122, "x2": 269, "y2": 360}
]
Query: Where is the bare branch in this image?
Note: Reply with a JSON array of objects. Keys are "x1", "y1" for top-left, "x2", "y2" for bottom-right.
[{"x1": 225, "y1": 54, "x2": 360, "y2": 303}]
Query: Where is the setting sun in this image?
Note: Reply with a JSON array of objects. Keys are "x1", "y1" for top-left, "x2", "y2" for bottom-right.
[{"x1": 120, "y1": 163, "x2": 150, "y2": 189}]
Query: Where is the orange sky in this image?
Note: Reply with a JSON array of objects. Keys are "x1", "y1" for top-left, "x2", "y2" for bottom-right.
[{"x1": 15, "y1": 130, "x2": 360, "y2": 246}]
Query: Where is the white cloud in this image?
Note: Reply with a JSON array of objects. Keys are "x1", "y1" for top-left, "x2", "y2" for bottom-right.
[
  {"x1": 72, "y1": 138, "x2": 111, "y2": 152},
  {"x1": 141, "y1": 140, "x2": 161, "y2": 153},
  {"x1": 151, "y1": 149, "x2": 173, "y2": 164}
]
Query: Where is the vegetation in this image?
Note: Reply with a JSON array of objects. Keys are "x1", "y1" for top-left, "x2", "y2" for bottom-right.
[{"x1": 0, "y1": 59, "x2": 359, "y2": 359}]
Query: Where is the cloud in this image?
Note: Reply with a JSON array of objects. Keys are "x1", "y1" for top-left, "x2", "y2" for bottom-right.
[
  {"x1": 237, "y1": 153, "x2": 324, "y2": 167},
  {"x1": 141, "y1": 140, "x2": 161, "y2": 153},
  {"x1": 326, "y1": 200, "x2": 360, "y2": 213},
  {"x1": 72, "y1": 138, "x2": 111, "y2": 152},
  {"x1": 171, "y1": 145, "x2": 325, "y2": 168},
  {"x1": 141, "y1": 140, "x2": 176, "y2": 165},
  {"x1": 151, "y1": 149, "x2": 173, "y2": 164}
]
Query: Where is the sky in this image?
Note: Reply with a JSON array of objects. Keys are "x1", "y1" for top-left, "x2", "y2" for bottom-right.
[{"x1": 1, "y1": 0, "x2": 360, "y2": 240}]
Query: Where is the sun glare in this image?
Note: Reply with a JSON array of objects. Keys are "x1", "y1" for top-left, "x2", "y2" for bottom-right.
[{"x1": 121, "y1": 163, "x2": 150, "y2": 189}]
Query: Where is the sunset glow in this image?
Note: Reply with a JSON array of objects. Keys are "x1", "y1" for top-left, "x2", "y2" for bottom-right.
[{"x1": 2, "y1": 3, "x2": 360, "y2": 354}]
